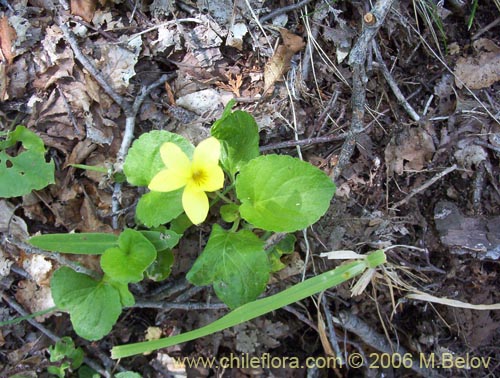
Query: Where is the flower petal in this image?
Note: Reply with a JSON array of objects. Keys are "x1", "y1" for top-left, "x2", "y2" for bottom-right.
[
  {"x1": 160, "y1": 142, "x2": 191, "y2": 170},
  {"x1": 149, "y1": 169, "x2": 188, "y2": 192},
  {"x1": 193, "y1": 137, "x2": 221, "y2": 166},
  {"x1": 182, "y1": 185, "x2": 209, "y2": 225},
  {"x1": 191, "y1": 163, "x2": 224, "y2": 192}
]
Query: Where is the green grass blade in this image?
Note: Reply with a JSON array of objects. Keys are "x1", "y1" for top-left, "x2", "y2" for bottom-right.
[
  {"x1": 29, "y1": 233, "x2": 119, "y2": 254},
  {"x1": 111, "y1": 250, "x2": 386, "y2": 359},
  {"x1": 69, "y1": 164, "x2": 109, "y2": 173},
  {"x1": 0, "y1": 306, "x2": 57, "y2": 326}
]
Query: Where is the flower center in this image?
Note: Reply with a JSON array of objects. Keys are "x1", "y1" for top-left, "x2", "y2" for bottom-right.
[{"x1": 191, "y1": 168, "x2": 207, "y2": 187}]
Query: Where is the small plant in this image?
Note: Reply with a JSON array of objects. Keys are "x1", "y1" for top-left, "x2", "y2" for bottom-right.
[
  {"x1": 47, "y1": 337, "x2": 84, "y2": 377},
  {"x1": 28, "y1": 103, "x2": 387, "y2": 357},
  {"x1": 0, "y1": 125, "x2": 55, "y2": 198}
]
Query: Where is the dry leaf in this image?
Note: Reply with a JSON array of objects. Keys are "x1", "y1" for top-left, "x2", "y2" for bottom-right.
[
  {"x1": 215, "y1": 73, "x2": 243, "y2": 96},
  {"x1": 384, "y1": 127, "x2": 435, "y2": 175},
  {"x1": 95, "y1": 35, "x2": 142, "y2": 93},
  {"x1": 454, "y1": 40, "x2": 500, "y2": 89},
  {"x1": 0, "y1": 200, "x2": 29, "y2": 241},
  {"x1": 226, "y1": 23, "x2": 248, "y2": 50},
  {"x1": 0, "y1": 16, "x2": 16, "y2": 64},
  {"x1": 23, "y1": 254, "x2": 53, "y2": 286},
  {"x1": 14, "y1": 280, "x2": 55, "y2": 322},
  {"x1": 71, "y1": 0, "x2": 97, "y2": 22},
  {"x1": 264, "y1": 28, "x2": 305, "y2": 92}
]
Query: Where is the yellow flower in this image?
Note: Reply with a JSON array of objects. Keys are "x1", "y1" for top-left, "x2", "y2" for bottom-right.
[{"x1": 148, "y1": 137, "x2": 224, "y2": 225}]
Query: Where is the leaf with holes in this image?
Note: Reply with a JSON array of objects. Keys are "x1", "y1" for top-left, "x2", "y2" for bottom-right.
[{"x1": 0, "y1": 125, "x2": 54, "y2": 198}]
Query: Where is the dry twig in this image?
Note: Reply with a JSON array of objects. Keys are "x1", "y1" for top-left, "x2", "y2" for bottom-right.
[
  {"x1": 260, "y1": 0, "x2": 314, "y2": 24},
  {"x1": 337, "y1": 310, "x2": 440, "y2": 377},
  {"x1": 2, "y1": 235, "x2": 100, "y2": 279},
  {"x1": 260, "y1": 133, "x2": 346, "y2": 152},
  {"x1": 132, "y1": 300, "x2": 227, "y2": 310},
  {"x1": 372, "y1": 41, "x2": 421, "y2": 122},
  {"x1": 330, "y1": 0, "x2": 396, "y2": 182},
  {"x1": 390, "y1": 164, "x2": 458, "y2": 209},
  {"x1": 2, "y1": 294, "x2": 117, "y2": 377}
]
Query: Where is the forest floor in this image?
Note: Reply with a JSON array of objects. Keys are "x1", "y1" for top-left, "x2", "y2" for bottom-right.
[{"x1": 0, "y1": 0, "x2": 499, "y2": 377}]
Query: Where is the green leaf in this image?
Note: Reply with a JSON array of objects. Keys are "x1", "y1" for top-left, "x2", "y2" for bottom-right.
[
  {"x1": 187, "y1": 224, "x2": 269, "y2": 309},
  {"x1": 51, "y1": 267, "x2": 122, "y2": 341},
  {"x1": 70, "y1": 164, "x2": 109, "y2": 173},
  {"x1": 48, "y1": 337, "x2": 77, "y2": 362},
  {"x1": 115, "y1": 372, "x2": 142, "y2": 378},
  {"x1": 268, "y1": 234, "x2": 296, "y2": 272},
  {"x1": 211, "y1": 110, "x2": 260, "y2": 177},
  {"x1": 48, "y1": 365, "x2": 66, "y2": 378},
  {"x1": 47, "y1": 337, "x2": 84, "y2": 370},
  {"x1": 146, "y1": 249, "x2": 174, "y2": 282},
  {"x1": 139, "y1": 230, "x2": 181, "y2": 251},
  {"x1": 220, "y1": 203, "x2": 240, "y2": 223},
  {"x1": 78, "y1": 365, "x2": 100, "y2": 378},
  {"x1": 0, "y1": 125, "x2": 54, "y2": 198},
  {"x1": 101, "y1": 229, "x2": 156, "y2": 283},
  {"x1": 29, "y1": 233, "x2": 118, "y2": 254},
  {"x1": 111, "y1": 249, "x2": 387, "y2": 359},
  {"x1": 236, "y1": 155, "x2": 336, "y2": 232},
  {"x1": 136, "y1": 190, "x2": 184, "y2": 227},
  {"x1": 170, "y1": 213, "x2": 192, "y2": 234},
  {"x1": 124, "y1": 130, "x2": 194, "y2": 187},
  {"x1": 109, "y1": 280, "x2": 135, "y2": 307}
]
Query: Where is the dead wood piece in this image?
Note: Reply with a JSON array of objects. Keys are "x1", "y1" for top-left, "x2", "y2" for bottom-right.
[
  {"x1": 434, "y1": 200, "x2": 500, "y2": 260},
  {"x1": 337, "y1": 310, "x2": 441, "y2": 377},
  {"x1": 330, "y1": 0, "x2": 397, "y2": 182}
]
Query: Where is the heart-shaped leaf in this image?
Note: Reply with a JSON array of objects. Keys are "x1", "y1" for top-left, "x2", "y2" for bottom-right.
[
  {"x1": 51, "y1": 267, "x2": 122, "y2": 341},
  {"x1": 187, "y1": 224, "x2": 269, "y2": 309},
  {"x1": 101, "y1": 229, "x2": 156, "y2": 283},
  {"x1": 236, "y1": 155, "x2": 336, "y2": 232}
]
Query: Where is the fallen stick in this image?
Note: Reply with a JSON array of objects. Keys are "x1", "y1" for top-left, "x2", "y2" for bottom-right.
[
  {"x1": 390, "y1": 164, "x2": 458, "y2": 209},
  {"x1": 330, "y1": 0, "x2": 396, "y2": 183}
]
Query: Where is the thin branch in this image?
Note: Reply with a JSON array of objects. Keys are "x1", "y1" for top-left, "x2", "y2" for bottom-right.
[
  {"x1": 336, "y1": 310, "x2": 440, "y2": 377},
  {"x1": 59, "y1": 22, "x2": 125, "y2": 109},
  {"x1": 260, "y1": 0, "x2": 313, "y2": 23},
  {"x1": 301, "y1": 2, "x2": 328, "y2": 82},
  {"x1": 260, "y1": 133, "x2": 346, "y2": 152},
  {"x1": 331, "y1": 0, "x2": 396, "y2": 183},
  {"x1": 283, "y1": 305, "x2": 319, "y2": 332},
  {"x1": 2, "y1": 235, "x2": 101, "y2": 280},
  {"x1": 2, "y1": 294, "x2": 112, "y2": 377},
  {"x1": 321, "y1": 296, "x2": 344, "y2": 365},
  {"x1": 115, "y1": 74, "x2": 175, "y2": 168},
  {"x1": 132, "y1": 300, "x2": 227, "y2": 310},
  {"x1": 390, "y1": 165, "x2": 458, "y2": 209},
  {"x1": 372, "y1": 41, "x2": 421, "y2": 122}
]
